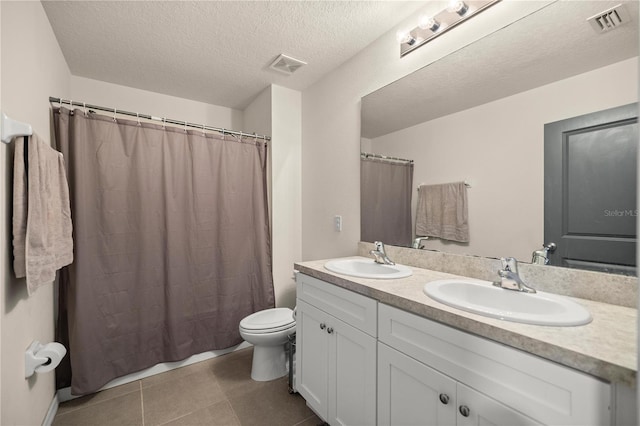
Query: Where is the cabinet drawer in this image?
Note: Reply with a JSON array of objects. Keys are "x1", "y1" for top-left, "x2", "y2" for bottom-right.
[
  {"x1": 378, "y1": 303, "x2": 611, "y2": 426},
  {"x1": 296, "y1": 273, "x2": 377, "y2": 337}
]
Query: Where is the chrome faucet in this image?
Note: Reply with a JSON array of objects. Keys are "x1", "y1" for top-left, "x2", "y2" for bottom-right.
[
  {"x1": 370, "y1": 241, "x2": 395, "y2": 265},
  {"x1": 493, "y1": 257, "x2": 536, "y2": 293},
  {"x1": 531, "y1": 242, "x2": 556, "y2": 265},
  {"x1": 413, "y1": 236, "x2": 429, "y2": 249}
]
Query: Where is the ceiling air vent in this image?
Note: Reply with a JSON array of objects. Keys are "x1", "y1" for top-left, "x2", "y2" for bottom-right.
[
  {"x1": 587, "y1": 4, "x2": 631, "y2": 33},
  {"x1": 269, "y1": 54, "x2": 307, "y2": 75}
]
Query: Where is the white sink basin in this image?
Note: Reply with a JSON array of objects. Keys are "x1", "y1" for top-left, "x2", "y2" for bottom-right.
[
  {"x1": 324, "y1": 258, "x2": 413, "y2": 279},
  {"x1": 424, "y1": 279, "x2": 592, "y2": 326}
]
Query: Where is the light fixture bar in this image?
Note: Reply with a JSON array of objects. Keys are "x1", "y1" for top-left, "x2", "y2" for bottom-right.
[{"x1": 400, "y1": 0, "x2": 501, "y2": 57}]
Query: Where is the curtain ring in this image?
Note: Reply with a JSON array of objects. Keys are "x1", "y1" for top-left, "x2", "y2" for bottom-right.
[
  {"x1": 202, "y1": 123, "x2": 206, "y2": 136},
  {"x1": 113, "y1": 108, "x2": 117, "y2": 122},
  {"x1": 137, "y1": 112, "x2": 141, "y2": 126},
  {"x1": 69, "y1": 100, "x2": 74, "y2": 115},
  {"x1": 83, "y1": 102, "x2": 88, "y2": 117},
  {"x1": 184, "y1": 121, "x2": 187, "y2": 133},
  {"x1": 162, "y1": 118, "x2": 166, "y2": 129},
  {"x1": 222, "y1": 129, "x2": 225, "y2": 140},
  {"x1": 254, "y1": 133, "x2": 257, "y2": 143}
]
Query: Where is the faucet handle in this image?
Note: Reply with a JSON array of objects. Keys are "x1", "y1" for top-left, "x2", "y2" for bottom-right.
[{"x1": 500, "y1": 257, "x2": 518, "y2": 273}]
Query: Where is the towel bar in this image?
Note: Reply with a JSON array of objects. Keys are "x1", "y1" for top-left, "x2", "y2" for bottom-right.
[
  {"x1": 418, "y1": 180, "x2": 472, "y2": 190},
  {"x1": 1, "y1": 113, "x2": 32, "y2": 144}
]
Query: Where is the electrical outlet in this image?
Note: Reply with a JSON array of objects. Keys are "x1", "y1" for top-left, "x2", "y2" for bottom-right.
[{"x1": 334, "y1": 215, "x2": 342, "y2": 232}]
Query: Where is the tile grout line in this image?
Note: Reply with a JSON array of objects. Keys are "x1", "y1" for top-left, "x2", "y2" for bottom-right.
[
  {"x1": 140, "y1": 380, "x2": 145, "y2": 426},
  {"x1": 226, "y1": 399, "x2": 243, "y2": 426}
]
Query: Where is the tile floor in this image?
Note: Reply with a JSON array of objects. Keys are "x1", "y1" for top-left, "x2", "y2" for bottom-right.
[{"x1": 53, "y1": 347, "x2": 323, "y2": 426}]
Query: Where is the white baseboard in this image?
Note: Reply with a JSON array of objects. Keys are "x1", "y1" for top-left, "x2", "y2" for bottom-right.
[
  {"x1": 42, "y1": 393, "x2": 59, "y2": 426},
  {"x1": 54, "y1": 342, "x2": 252, "y2": 406}
]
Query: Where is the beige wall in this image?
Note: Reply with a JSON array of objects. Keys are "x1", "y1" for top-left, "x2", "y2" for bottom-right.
[
  {"x1": 300, "y1": 1, "x2": 553, "y2": 261},
  {"x1": 1, "y1": 2, "x2": 71, "y2": 425},
  {"x1": 270, "y1": 85, "x2": 302, "y2": 308},
  {"x1": 371, "y1": 58, "x2": 638, "y2": 261},
  {"x1": 71, "y1": 76, "x2": 243, "y2": 131},
  {"x1": 244, "y1": 85, "x2": 302, "y2": 309}
]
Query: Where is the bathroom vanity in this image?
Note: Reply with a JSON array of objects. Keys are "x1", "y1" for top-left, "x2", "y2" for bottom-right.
[{"x1": 294, "y1": 257, "x2": 637, "y2": 426}]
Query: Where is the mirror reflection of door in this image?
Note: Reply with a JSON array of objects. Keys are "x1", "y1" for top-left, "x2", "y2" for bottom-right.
[{"x1": 544, "y1": 103, "x2": 638, "y2": 275}]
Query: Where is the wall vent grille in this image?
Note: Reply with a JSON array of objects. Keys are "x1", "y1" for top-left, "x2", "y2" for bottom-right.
[
  {"x1": 269, "y1": 54, "x2": 307, "y2": 75},
  {"x1": 588, "y1": 4, "x2": 631, "y2": 33}
]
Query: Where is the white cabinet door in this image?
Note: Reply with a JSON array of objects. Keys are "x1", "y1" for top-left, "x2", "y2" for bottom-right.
[
  {"x1": 378, "y1": 343, "x2": 456, "y2": 426},
  {"x1": 297, "y1": 299, "x2": 377, "y2": 426},
  {"x1": 296, "y1": 300, "x2": 330, "y2": 420},
  {"x1": 456, "y1": 383, "x2": 542, "y2": 426},
  {"x1": 330, "y1": 315, "x2": 377, "y2": 426}
]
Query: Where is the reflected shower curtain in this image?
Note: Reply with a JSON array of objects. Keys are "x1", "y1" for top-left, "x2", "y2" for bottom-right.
[
  {"x1": 54, "y1": 107, "x2": 274, "y2": 395},
  {"x1": 361, "y1": 157, "x2": 413, "y2": 247}
]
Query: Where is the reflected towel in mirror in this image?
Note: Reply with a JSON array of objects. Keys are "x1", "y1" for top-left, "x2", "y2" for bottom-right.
[{"x1": 416, "y1": 182, "x2": 469, "y2": 242}]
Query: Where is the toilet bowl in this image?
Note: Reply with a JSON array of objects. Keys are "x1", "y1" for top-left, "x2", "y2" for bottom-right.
[{"x1": 239, "y1": 307, "x2": 296, "y2": 381}]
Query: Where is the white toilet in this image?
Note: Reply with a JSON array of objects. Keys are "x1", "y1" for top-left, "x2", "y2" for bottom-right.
[{"x1": 239, "y1": 307, "x2": 296, "y2": 381}]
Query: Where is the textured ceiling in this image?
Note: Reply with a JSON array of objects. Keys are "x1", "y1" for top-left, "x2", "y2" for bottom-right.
[
  {"x1": 362, "y1": 0, "x2": 639, "y2": 139},
  {"x1": 41, "y1": 0, "x2": 424, "y2": 110}
]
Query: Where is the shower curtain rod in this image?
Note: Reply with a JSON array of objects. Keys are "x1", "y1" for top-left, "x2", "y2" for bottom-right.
[
  {"x1": 361, "y1": 152, "x2": 413, "y2": 164},
  {"x1": 49, "y1": 97, "x2": 271, "y2": 142}
]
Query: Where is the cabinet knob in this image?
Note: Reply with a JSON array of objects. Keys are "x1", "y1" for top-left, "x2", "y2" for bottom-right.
[
  {"x1": 319, "y1": 323, "x2": 326, "y2": 330},
  {"x1": 438, "y1": 394, "x2": 449, "y2": 405},
  {"x1": 459, "y1": 405, "x2": 470, "y2": 417},
  {"x1": 327, "y1": 327, "x2": 334, "y2": 334}
]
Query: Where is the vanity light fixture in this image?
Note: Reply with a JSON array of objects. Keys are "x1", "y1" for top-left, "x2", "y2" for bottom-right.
[{"x1": 399, "y1": 0, "x2": 501, "y2": 57}]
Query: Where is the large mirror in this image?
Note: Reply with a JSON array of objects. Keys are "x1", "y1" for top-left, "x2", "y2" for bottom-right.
[{"x1": 361, "y1": 0, "x2": 638, "y2": 274}]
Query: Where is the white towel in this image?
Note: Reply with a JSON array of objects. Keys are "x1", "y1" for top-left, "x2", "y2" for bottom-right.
[
  {"x1": 13, "y1": 133, "x2": 73, "y2": 295},
  {"x1": 415, "y1": 182, "x2": 469, "y2": 242}
]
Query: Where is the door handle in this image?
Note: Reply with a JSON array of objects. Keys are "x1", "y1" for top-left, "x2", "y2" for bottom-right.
[{"x1": 459, "y1": 405, "x2": 470, "y2": 417}]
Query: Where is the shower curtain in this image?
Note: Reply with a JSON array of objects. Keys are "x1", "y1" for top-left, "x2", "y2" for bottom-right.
[
  {"x1": 53, "y1": 107, "x2": 275, "y2": 395},
  {"x1": 361, "y1": 157, "x2": 413, "y2": 247}
]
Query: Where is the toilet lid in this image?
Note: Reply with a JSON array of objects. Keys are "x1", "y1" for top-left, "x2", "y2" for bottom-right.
[{"x1": 239, "y1": 308, "x2": 295, "y2": 333}]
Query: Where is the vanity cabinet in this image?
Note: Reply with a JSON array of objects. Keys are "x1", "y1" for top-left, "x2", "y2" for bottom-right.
[
  {"x1": 378, "y1": 342, "x2": 541, "y2": 425},
  {"x1": 296, "y1": 274, "x2": 377, "y2": 425},
  {"x1": 378, "y1": 303, "x2": 611, "y2": 426},
  {"x1": 296, "y1": 273, "x2": 616, "y2": 426}
]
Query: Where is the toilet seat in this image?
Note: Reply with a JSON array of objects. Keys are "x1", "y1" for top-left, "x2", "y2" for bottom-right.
[{"x1": 239, "y1": 307, "x2": 295, "y2": 334}]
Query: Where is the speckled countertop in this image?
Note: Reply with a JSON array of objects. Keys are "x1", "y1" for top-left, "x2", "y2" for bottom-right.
[{"x1": 295, "y1": 256, "x2": 637, "y2": 387}]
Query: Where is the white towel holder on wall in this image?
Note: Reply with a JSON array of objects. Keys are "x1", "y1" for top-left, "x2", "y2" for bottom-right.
[
  {"x1": 417, "y1": 180, "x2": 473, "y2": 190},
  {"x1": 1, "y1": 112, "x2": 32, "y2": 144}
]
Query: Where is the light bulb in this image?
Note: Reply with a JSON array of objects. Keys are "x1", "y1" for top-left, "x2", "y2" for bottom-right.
[
  {"x1": 447, "y1": 0, "x2": 469, "y2": 16},
  {"x1": 396, "y1": 30, "x2": 416, "y2": 45},
  {"x1": 418, "y1": 15, "x2": 440, "y2": 32}
]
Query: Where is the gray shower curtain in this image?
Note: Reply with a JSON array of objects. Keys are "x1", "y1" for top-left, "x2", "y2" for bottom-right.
[
  {"x1": 361, "y1": 157, "x2": 413, "y2": 247},
  {"x1": 54, "y1": 107, "x2": 274, "y2": 395}
]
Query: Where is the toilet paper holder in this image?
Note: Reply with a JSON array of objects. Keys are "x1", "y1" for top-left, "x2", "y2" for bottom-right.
[{"x1": 25, "y1": 340, "x2": 67, "y2": 379}]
